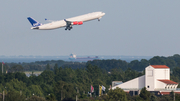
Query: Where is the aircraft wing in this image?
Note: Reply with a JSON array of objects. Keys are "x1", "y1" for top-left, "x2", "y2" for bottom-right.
[{"x1": 64, "y1": 19, "x2": 83, "y2": 30}]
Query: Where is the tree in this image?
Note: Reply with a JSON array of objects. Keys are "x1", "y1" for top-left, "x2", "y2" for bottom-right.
[
  {"x1": 40, "y1": 83, "x2": 53, "y2": 97},
  {"x1": 46, "y1": 63, "x2": 50, "y2": 70},
  {"x1": 110, "y1": 68, "x2": 123, "y2": 81},
  {"x1": 28, "y1": 85, "x2": 44, "y2": 97},
  {"x1": 54, "y1": 64, "x2": 58, "y2": 75},
  {"x1": 175, "y1": 94, "x2": 180, "y2": 101},
  {"x1": 124, "y1": 68, "x2": 139, "y2": 82},
  {"x1": 9, "y1": 65, "x2": 24, "y2": 72},
  {"x1": 158, "y1": 95, "x2": 172, "y2": 101},
  {"x1": 28, "y1": 95, "x2": 46, "y2": 101},
  {"x1": 131, "y1": 95, "x2": 144, "y2": 101},
  {"x1": 150, "y1": 93, "x2": 157, "y2": 101},
  {"x1": 14, "y1": 72, "x2": 29, "y2": 84},
  {"x1": 139, "y1": 87, "x2": 150, "y2": 100},
  {"x1": 4, "y1": 79, "x2": 26, "y2": 93},
  {"x1": 107, "y1": 87, "x2": 127, "y2": 101},
  {"x1": 0, "y1": 74, "x2": 4, "y2": 84},
  {"x1": 46, "y1": 93, "x2": 56, "y2": 101},
  {"x1": 172, "y1": 67, "x2": 180, "y2": 79},
  {"x1": 54, "y1": 81, "x2": 76, "y2": 101},
  {"x1": 5, "y1": 90, "x2": 26, "y2": 101},
  {"x1": 54, "y1": 81, "x2": 66, "y2": 101},
  {"x1": 39, "y1": 70, "x2": 55, "y2": 85},
  {"x1": 149, "y1": 56, "x2": 166, "y2": 65},
  {"x1": 129, "y1": 60, "x2": 140, "y2": 70}
]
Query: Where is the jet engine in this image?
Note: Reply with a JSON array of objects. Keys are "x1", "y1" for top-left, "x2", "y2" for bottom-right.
[
  {"x1": 72, "y1": 21, "x2": 78, "y2": 25},
  {"x1": 72, "y1": 21, "x2": 83, "y2": 25},
  {"x1": 77, "y1": 21, "x2": 83, "y2": 25}
]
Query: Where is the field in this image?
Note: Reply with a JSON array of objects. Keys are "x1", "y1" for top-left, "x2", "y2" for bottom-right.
[{"x1": 24, "y1": 71, "x2": 43, "y2": 74}]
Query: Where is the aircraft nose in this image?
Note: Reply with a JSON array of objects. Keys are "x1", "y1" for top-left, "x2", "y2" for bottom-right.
[{"x1": 102, "y1": 12, "x2": 105, "y2": 16}]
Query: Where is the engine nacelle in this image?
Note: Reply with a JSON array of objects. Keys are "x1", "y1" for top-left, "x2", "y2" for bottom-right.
[
  {"x1": 77, "y1": 21, "x2": 83, "y2": 25},
  {"x1": 72, "y1": 21, "x2": 83, "y2": 25},
  {"x1": 72, "y1": 21, "x2": 78, "y2": 25}
]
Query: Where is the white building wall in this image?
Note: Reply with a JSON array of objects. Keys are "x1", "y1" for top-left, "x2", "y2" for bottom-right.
[
  {"x1": 145, "y1": 66, "x2": 155, "y2": 91},
  {"x1": 154, "y1": 68, "x2": 170, "y2": 89},
  {"x1": 112, "y1": 75, "x2": 145, "y2": 90},
  {"x1": 154, "y1": 69, "x2": 169, "y2": 79},
  {"x1": 155, "y1": 80, "x2": 166, "y2": 90}
]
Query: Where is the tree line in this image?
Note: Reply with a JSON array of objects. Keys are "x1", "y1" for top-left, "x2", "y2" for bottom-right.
[
  {"x1": 0, "y1": 54, "x2": 180, "y2": 100},
  {"x1": 0, "y1": 64, "x2": 180, "y2": 100},
  {"x1": 0, "y1": 63, "x2": 144, "y2": 101},
  {"x1": 5, "y1": 54, "x2": 180, "y2": 72}
]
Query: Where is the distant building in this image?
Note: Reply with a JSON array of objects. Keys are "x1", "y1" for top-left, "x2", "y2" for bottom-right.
[
  {"x1": 112, "y1": 65, "x2": 180, "y2": 95},
  {"x1": 112, "y1": 81, "x2": 123, "y2": 87}
]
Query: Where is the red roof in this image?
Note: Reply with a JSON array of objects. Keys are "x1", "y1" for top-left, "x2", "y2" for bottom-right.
[
  {"x1": 160, "y1": 92, "x2": 180, "y2": 95},
  {"x1": 158, "y1": 80, "x2": 178, "y2": 84},
  {"x1": 151, "y1": 65, "x2": 169, "y2": 69},
  {"x1": 160, "y1": 92, "x2": 170, "y2": 95}
]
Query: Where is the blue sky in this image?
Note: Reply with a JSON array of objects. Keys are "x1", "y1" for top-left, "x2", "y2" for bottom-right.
[{"x1": 0, "y1": 1, "x2": 180, "y2": 56}]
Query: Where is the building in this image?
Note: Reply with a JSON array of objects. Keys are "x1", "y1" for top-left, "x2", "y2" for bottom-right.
[
  {"x1": 112, "y1": 81, "x2": 123, "y2": 87},
  {"x1": 112, "y1": 65, "x2": 180, "y2": 95}
]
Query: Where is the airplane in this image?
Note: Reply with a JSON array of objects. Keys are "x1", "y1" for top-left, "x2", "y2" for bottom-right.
[{"x1": 27, "y1": 11, "x2": 105, "y2": 30}]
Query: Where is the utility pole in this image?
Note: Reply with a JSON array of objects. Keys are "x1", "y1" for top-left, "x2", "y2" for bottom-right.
[
  {"x1": 61, "y1": 90, "x2": 63, "y2": 101},
  {"x1": 174, "y1": 92, "x2": 175, "y2": 101},
  {"x1": 20, "y1": 90, "x2": 22, "y2": 96},
  {"x1": 61, "y1": 84, "x2": 64, "y2": 101},
  {"x1": 76, "y1": 87, "x2": 79, "y2": 101},
  {"x1": 3, "y1": 90, "x2": 4, "y2": 101}
]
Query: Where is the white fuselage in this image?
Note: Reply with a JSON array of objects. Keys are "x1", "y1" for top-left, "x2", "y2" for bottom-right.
[{"x1": 31, "y1": 12, "x2": 105, "y2": 30}]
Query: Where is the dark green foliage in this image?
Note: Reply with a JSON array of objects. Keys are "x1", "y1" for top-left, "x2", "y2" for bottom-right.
[
  {"x1": 4, "y1": 90, "x2": 26, "y2": 101},
  {"x1": 9, "y1": 65, "x2": 24, "y2": 72},
  {"x1": 78, "y1": 93, "x2": 89, "y2": 99},
  {"x1": 62, "y1": 62, "x2": 86, "y2": 69},
  {"x1": 5, "y1": 54, "x2": 180, "y2": 72},
  {"x1": 175, "y1": 94, "x2": 180, "y2": 101},
  {"x1": 53, "y1": 64, "x2": 58, "y2": 75},
  {"x1": 1, "y1": 54, "x2": 180, "y2": 100},
  {"x1": 14, "y1": 72, "x2": 30, "y2": 84},
  {"x1": 39, "y1": 70, "x2": 55, "y2": 85},
  {"x1": 46, "y1": 93, "x2": 56, "y2": 101},
  {"x1": 28, "y1": 95, "x2": 46, "y2": 101},
  {"x1": 40, "y1": 83, "x2": 53, "y2": 97},
  {"x1": 149, "y1": 56, "x2": 166, "y2": 65},
  {"x1": 158, "y1": 95, "x2": 172, "y2": 101},
  {"x1": 124, "y1": 68, "x2": 143, "y2": 82},
  {"x1": 131, "y1": 95, "x2": 144, "y2": 101},
  {"x1": 139, "y1": 87, "x2": 150, "y2": 100},
  {"x1": 150, "y1": 93, "x2": 157, "y2": 101},
  {"x1": 28, "y1": 85, "x2": 44, "y2": 97},
  {"x1": 98, "y1": 94, "x2": 107, "y2": 101},
  {"x1": 53, "y1": 80, "x2": 66, "y2": 101},
  {"x1": 4, "y1": 73, "x2": 15, "y2": 82},
  {"x1": 46, "y1": 64, "x2": 50, "y2": 70},
  {"x1": 172, "y1": 67, "x2": 180, "y2": 79},
  {"x1": 87, "y1": 59, "x2": 128, "y2": 71},
  {"x1": 54, "y1": 80, "x2": 76, "y2": 101},
  {"x1": 107, "y1": 87, "x2": 127, "y2": 101}
]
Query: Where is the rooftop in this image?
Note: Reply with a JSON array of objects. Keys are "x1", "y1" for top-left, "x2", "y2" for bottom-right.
[
  {"x1": 158, "y1": 80, "x2": 178, "y2": 84},
  {"x1": 151, "y1": 65, "x2": 169, "y2": 69}
]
